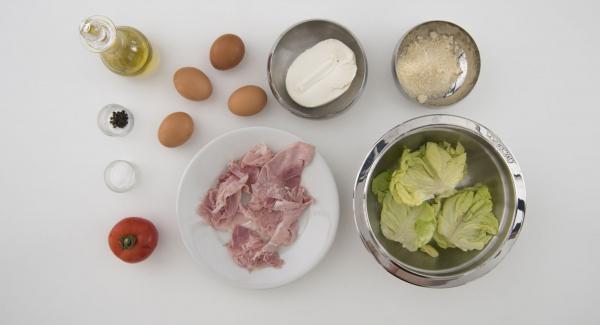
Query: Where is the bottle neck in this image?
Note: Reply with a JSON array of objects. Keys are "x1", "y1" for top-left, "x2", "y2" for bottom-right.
[{"x1": 79, "y1": 15, "x2": 117, "y2": 53}]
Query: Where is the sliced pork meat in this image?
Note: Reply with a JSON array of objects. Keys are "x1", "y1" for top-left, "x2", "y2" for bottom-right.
[
  {"x1": 238, "y1": 204, "x2": 282, "y2": 239},
  {"x1": 197, "y1": 173, "x2": 247, "y2": 230},
  {"x1": 241, "y1": 143, "x2": 274, "y2": 167},
  {"x1": 213, "y1": 174, "x2": 248, "y2": 212},
  {"x1": 249, "y1": 142, "x2": 315, "y2": 210},
  {"x1": 227, "y1": 225, "x2": 283, "y2": 270},
  {"x1": 264, "y1": 193, "x2": 313, "y2": 249},
  {"x1": 198, "y1": 141, "x2": 315, "y2": 271},
  {"x1": 198, "y1": 189, "x2": 242, "y2": 231},
  {"x1": 226, "y1": 158, "x2": 265, "y2": 186},
  {"x1": 256, "y1": 141, "x2": 314, "y2": 189}
]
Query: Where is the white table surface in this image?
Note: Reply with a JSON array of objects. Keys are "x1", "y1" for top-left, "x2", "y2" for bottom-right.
[{"x1": 1, "y1": 0, "x2": 598, "y2": 324}]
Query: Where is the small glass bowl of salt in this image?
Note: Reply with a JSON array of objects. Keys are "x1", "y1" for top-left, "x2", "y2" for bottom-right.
[{"x1": 104, "y1": 160, "x2": 137, "y2": 193}]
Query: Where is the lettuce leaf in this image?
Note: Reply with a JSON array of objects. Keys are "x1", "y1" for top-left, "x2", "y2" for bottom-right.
[
  {"x1": 389, "y1": 142, "x2": 466, "y2": 206},
  {"x1": 434, "y1": 185, "x2": 499, "y2": 251},
  {"x1": 371, "y1": 170, "x2": 392, "y2": 204},
  {"x1": 419, "y1": 244, "x2": 439, "y2": 257},
  {"x1": 380, "y1": 192, "x2": 438, "y2": 253}
]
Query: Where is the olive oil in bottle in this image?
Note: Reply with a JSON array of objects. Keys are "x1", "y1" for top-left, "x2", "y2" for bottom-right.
[{"x1": 79, "y1": 16, "x2": 154, "y2": 76}]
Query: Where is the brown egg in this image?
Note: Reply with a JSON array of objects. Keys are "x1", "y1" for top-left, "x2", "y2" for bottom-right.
[
  {"x1": 210, "y1": 34, "x2": 245, "y2": 70},
  {"x1": 228, "y1": 85, "x2": 267, "y2": 116},
  {"x1": 173, "y1": 67, "x2": 212, "y2": 101},
  {"x1": 158, "y1": 112, "x2": 194, "y2": 148}
]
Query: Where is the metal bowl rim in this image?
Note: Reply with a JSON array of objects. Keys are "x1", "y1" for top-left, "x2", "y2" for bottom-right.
[
  {"x1": 353, "y1": 114, "x2": 526, "y2": 288},
  {"x1": 267, "y1": 18, "x2": 368, "y2": 119}
]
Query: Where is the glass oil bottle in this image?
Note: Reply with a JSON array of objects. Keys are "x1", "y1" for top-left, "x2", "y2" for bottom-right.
[{"x1": 79, "y1": 16, "x2": 155, "y2": 76}]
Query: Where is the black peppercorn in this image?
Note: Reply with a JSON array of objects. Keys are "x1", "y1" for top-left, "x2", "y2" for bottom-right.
[{"x1": 110, "y1": 110, "x2": 129, "y2": 128}]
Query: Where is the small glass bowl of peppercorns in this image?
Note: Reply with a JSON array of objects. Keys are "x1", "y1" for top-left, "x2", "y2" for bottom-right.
[{"x1": 97, "y1": 104, "x2": 134, "y2": 137}]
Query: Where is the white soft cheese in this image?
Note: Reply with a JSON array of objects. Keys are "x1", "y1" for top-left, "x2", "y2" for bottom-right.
[{"x1": 285, "y1": 39, "x2": 357, "y2": 108}]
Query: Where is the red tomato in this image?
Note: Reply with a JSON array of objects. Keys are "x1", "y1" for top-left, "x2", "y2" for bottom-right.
[{"x1": 108, "y1": 217, "x2": 158, "y2": 263}]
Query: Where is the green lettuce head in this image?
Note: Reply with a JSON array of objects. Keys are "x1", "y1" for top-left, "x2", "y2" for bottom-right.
[
  {"x1": 434, "y1": 185, "x2": 499, "y2": 251},
  {"x1": 380, "y1": 192, "x2": 438, "y2": 255},
  {"x1": 389, "y1": 142, "x2": 467, "y2": 206}
]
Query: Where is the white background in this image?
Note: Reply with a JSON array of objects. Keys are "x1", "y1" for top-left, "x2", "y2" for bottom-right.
[{"x1": 1, "y1": 0, "x2": 598, "y2": 324}]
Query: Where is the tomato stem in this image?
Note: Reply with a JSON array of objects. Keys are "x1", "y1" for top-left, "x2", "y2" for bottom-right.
[{"x1": 120, "y1": 234, "x2": 137, "y2": 249}]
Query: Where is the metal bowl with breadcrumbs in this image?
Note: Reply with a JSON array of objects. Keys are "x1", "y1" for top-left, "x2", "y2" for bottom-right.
[{"x1": 393, "y1": 21, "x2": 481, "y2": 106}]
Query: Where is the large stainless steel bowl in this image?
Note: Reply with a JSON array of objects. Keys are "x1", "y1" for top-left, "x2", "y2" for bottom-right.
[{"x1": 353, "y1": 115, "x2": 526, "y2": 288}]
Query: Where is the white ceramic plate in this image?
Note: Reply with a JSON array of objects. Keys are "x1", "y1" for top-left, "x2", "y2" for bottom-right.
[{"x1": 176, "y1": 127, "x2": 339, "y2": 289}]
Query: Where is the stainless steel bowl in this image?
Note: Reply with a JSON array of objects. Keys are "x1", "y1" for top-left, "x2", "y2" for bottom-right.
[
  {"x1": 353, "y1": 115, "x2": 525, "y2": 288},
  {"x1": 392, "y1": 21, "x2": 481, "y2": 106},
  {"x1": 268, "y1": 19, "x2": 368, "y2": 119}
]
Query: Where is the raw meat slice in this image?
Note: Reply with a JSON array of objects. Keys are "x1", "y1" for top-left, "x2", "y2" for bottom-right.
[
  {"x1": 198, "y1": 173, "x2": 247, "y2": 230},
  {"x1": 249, "y1": 142, "x2": 315, "y2": 210},
  {"x1": 198, "y1": 141, "x2": 315, "y2": 271},
  {"x1": 238, "y1": 204, "x2": 283, "y2": 239},
  {"x1": 263, "y1": 193, "x2": 313, "y2": 249},
  {"x1": 226, "y1": 160, "x2": 261, "y2": 186},
  {"x1": 257, "y1": 142, "x2": 314, "y2": 189},
  {"x1": 228, "y1": 225, "x2": 283, "y2": 270},
  {"x1": 241, "y1": 143, "x2": 273, "y2": 167},
  {"x1": 213, "y1": 174, "x2": 248, "y2": 212},
  {"x1": 198, "y1": 190, "x2": 242, "y2": 231}
]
